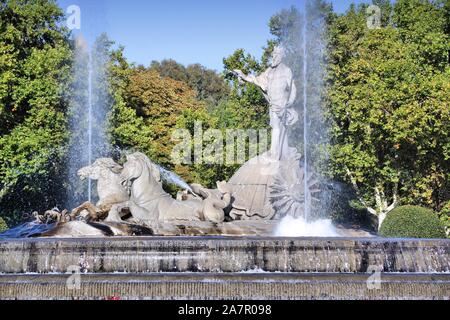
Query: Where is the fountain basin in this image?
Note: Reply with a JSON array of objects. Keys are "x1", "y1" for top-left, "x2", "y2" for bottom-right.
[
  {"x1": 1, "y1": 237, "x2": 449, "y2": 274},
  {"x1": 1, "y1": 237, "x2": 448, "y2": 300}
]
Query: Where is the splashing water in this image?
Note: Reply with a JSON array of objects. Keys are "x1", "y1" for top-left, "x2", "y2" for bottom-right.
[
  {"x1": 87, "y1": 50, "x2": 93, "y2": 203},
  {"x1": 67, "y1": 35, "x2": 111, "y2": 209},
  {"x1": 281, "y1": 0, "x2": 332, "y2": 228},
  {"x1": 157, "y1": 165, "x2": 195, "y2": 194},
  {"x1": 274, "y1": 216, "x2": 338, "y2": 237},
  {"x1": 302, "y1": 5, "x2": 310, "y2": 221}
]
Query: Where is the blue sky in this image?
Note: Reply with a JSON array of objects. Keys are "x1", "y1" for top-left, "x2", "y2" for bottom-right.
[{"x1": 57, "y1": 0, "x2": 369, "y2": 71}]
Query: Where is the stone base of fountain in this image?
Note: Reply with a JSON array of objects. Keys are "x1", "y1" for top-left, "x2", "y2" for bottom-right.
[
  {"x1": 1, "y1": 237, "x2": 449, "y2": 300},
  {"x1": 156, "y1": 221, "x2": 375, "y2": 237},
  {"x1": 4, "y1": 220, "x2": 375, "y2": 238},
  {"x1": 1, "y1": 273, "x2": 448, "y2": 300}
]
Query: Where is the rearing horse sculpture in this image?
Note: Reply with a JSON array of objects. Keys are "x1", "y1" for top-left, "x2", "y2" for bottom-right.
[
  {"x1": 117, "y1": 152, "x2": 230, "y2": 224},
  {"x1": 71, "y1": 158, "x2": 130, "y2": 222}
]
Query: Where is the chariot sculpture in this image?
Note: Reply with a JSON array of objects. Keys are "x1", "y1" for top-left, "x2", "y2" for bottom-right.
[{"x1": 13, "y1": 46, "x2": 320, "y2": 237}]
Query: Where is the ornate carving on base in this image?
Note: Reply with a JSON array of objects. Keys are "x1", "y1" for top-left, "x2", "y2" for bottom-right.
[{"x1": 269, "y1": 155, "x2": 320, "y2": 219}]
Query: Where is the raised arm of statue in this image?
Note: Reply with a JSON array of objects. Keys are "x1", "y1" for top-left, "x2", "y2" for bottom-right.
[{"x1": 232, "y1": 69, "x2": 268, "y2": 93}]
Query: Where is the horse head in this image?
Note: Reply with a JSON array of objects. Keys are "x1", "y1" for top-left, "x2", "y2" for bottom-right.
[
  {"x1": 78, "y1": 158, "x2": 123, "y2": 181},
  {"x1": 120, "y1": 152, "x2": 162, "y2": 189}
]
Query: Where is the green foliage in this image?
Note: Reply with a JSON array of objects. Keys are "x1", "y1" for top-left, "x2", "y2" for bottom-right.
[
  {"x1": 149, "y1": 59, "x2": 230, "y2": 108},
  {"x1": 327, "y1": 0, "x2": 450, "y2": 215},
  {"x1": 0, "y1": 0, "x2": 71, "y2": 220},
  {"x1": 0, "y1": 216, "x2": 8, "y2": 232},
  {"x1": 328, "y1": 183, "x2": 376, "y2": 229},
  {"x1": 222, "y1": 47, "x2": 270, "y2": 132},
  {"x1": 379, "y1": 205, "x2": 446, "y2": 238}
]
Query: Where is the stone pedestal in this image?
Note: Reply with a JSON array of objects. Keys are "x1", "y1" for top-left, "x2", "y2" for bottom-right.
[{"x1": 0, "y1": 237, "x2": 449, "y2": 300}]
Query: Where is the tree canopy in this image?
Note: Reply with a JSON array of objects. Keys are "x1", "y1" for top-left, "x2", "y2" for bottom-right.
[
  {"x1": 0, "y1": 0, "x2": 71, "y2": 225},
  {"x1": 327, "y1": 0, "x2": 449, "y2": 226}
]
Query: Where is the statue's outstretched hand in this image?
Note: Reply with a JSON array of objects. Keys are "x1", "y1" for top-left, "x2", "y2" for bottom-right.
[
  {"x1": 232, "y1": 69, "x2": 262, "y2": 89},
  {"x1": 232, "y1": 70, "x2": 248, "y2": 84},
  {"x1": 232, "y1": 69, "x2": 245, "y2": 78}
]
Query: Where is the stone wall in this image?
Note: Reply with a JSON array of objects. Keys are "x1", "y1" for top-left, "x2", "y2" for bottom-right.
[
  {"x1": 0, "y1": 237, "x2": 449, "y2": 299},
  {"x1": 1, "y1": 237, "x2": 449, "y2": 274}
]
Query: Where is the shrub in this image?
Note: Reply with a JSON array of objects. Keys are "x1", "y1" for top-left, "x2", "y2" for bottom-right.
[
  {"x1": 379, "y1": 206, "x2": 446, "y2": 239},
  {"x1": 0, "y1": 217, "x2": 8, "y2": 233}
]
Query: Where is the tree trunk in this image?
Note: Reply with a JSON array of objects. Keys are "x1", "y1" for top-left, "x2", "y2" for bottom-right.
[
  {"x1": 374, "y1": 183, "x2": 398, "y2": 231},
  {"x1": 378, "y1": 211, "x2": 387, "y2": 231},
  {"x1": 346, "y1": 168, "x2": 399, "y2": 231}
]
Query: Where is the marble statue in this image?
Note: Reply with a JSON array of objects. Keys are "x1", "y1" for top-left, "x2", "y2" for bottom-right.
[
  {"x1": 227, "y1": 45, "x2": 309, "y2": 221},
  {"x1": 109, "y1": 152, "x2": 232, "y2": 226},
  {"x1": 190, "y1": 182, "x2": 232, "y2": 223},
  {"x1": 233, "y1": 46, "x2": 298, "y2": 160},
  {"x1": 71, "y1": 158, "x2": 129, "y2": 221}
]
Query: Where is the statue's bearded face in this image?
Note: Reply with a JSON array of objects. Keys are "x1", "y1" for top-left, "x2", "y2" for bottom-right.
[{"x1": 271, "y1": 47, "x2": 285, "y2": 67}]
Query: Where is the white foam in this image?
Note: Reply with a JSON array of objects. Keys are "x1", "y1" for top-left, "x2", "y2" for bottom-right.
[{"x1": 274, "y1": 216, "x2": 339, "y2": 237}]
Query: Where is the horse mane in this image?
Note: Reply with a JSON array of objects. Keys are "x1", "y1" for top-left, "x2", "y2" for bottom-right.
[
  {"x1": 94, "y1": 158, "x2": 123, "y2": 174},
  {"x1": 131, "y1": 152, "x2": 161, "y2": 183}
]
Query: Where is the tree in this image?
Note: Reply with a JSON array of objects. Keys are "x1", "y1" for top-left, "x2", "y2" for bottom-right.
[
  {"x1": 327, "y1": 0, "x2": 450, "y2": 229},
  {"x1": 222, "y1": 49, "x2": 270, "y2": 134},
  {"x1": 0, "y1": 0, "x2": 72, "y2": 224},
  {"x1": 110, "y1": 55, "x2": 214, "y2": 185},
  {"x1": 65, "y1": 33, "x2": 116, "y2": 209},
  {"x1": 149, "y1": 59, "x2": 230, "y2": 108}
]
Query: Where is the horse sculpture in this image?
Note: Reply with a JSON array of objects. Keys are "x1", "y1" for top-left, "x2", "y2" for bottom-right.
[
  {"x1": 117, "y1": 152, "x2": 231, "y2": 225},
  {"x1": 72, "y1": 158, "x2": 130, "y2": 221},
  {"x1": 4, "y1": 153, "x2": 234, "y2": 238}
]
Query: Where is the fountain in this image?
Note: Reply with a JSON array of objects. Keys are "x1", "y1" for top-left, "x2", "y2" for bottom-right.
[
  {"x1": 87, "y1": 50, "x2": 93, "y2": 203},
  {"x1": 302, "y1": 4, "x2": 310, "y2": 221},
  {"x1": 67, "y1": 34, "x2": 111, "y2": 209},
  {"x1": 0, "y1": 1, "x2": 448, "y2": 300},
  {"x1": 157, "y1": 164, "x2": 197, "y2": 196}
]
